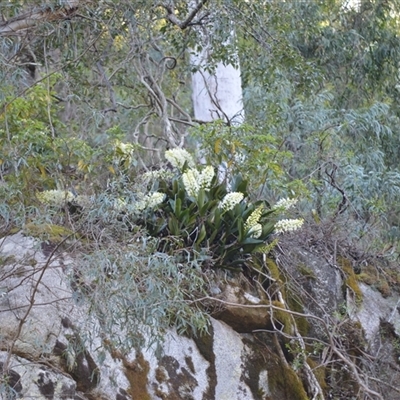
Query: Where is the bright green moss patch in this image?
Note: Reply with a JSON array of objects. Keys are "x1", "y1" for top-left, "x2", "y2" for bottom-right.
[
  {"x1": 266, "y1": 258, "x2": 282, "y2": 281},
  {"x1": 23, "y1": 223, "x2": 76, "y2": 243},
  {"x1": 268, "y1": 360, "x2": 309, "y2": 400},
  {"x1": 338, "y1": 257, "x2": 363, "y2": 304}
]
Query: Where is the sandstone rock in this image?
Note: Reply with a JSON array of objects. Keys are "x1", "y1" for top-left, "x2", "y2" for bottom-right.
[
  {"x1": 211, "y1": 284, "x2": 270, "y2": 333},
  {"x1": 0, "y1": 351, "x2": 78, "y2": 400},
  {"x1": 0, "y1": 233, "x2": 74, "y2": 359},
  {"x1": 5, "y1": 231, "x2": 398, "y2": 399},
  {"x1": 348, "y1": 282, "x2": 400, "y2": 350}
]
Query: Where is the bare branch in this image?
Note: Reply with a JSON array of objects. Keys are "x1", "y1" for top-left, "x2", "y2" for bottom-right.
[
  {"x1": 0, "y1": 24, "x2": 107, "y2": 116},
  {"x1": 96, "y1": 61, "x2": 117, "y2": 112},
  {"x1": 161, "y1": 0, "x2": 209, "y2": 30}
]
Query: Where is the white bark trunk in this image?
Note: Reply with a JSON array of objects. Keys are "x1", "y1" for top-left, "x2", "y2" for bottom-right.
[
  {"x1": 190, "y1": 21, "x2": 244, "y2": 184},
  {"x1": 190, "y1": 38, "x2": 244, "y2": 125}
]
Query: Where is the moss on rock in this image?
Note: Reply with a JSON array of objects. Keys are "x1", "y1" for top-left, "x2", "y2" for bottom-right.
[
  {"x1": 338, "y1": 257, "x2": 363, "y2": 304},
  {"x1": 23, "y1": 223, "x2": 75, "y2": 243},
  {"x1": 267, "y1": 359, "x2": 309, "y2": 400},
  {"x1": 243, "y1": 336, "x2": 309, "y2": 400}
]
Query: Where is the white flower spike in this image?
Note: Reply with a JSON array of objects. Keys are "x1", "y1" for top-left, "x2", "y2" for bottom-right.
[
  {"x1": 146, "y1": 192, "x2": 166, "y2": 209},
  {"x1": 219, "y1": 192, "x2": 244, "y2": 212},
  {"x1": 274, "y1": 218, "x2": 304, "y2": 234},
  {"x1": 274, "y1": 198, "x2": 298, "y2": 211},
  {"x1": 198, "y1": 166, "x2": 214, "y2": 190},
  {"x1": 165, "y1": 148, "x2": 195, "y2": 170},
  {"x1": 37, "y1": 190, "x2": 75, "y2": 206},
  {"x1": 182, "y1": 169, "x2": 200, "y2": 197}
]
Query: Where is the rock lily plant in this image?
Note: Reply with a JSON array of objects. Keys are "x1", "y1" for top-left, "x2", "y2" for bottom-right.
[{"x1": 137, "y1": 149, "x2": 303, "y2": 269}]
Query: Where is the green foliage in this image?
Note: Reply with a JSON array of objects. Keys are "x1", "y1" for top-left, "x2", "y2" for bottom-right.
[
  {"x1": 142, "y1": 163, "x2": 276, "y2": 269},
  {"x1": 0, "y1": 82, "x2": 97, "y2": 197},
  {"x1": 191, "y1": 121, "x2": 306, "y2": 200},
  {"x1": 2, "y1": 0, "x2": 399, "y2": 244},
  {"x1": 232, "y1": 0, "x2": 400, "y2": 247},
  {"x1": 76, "y1": 240, "x2": 210, "y2": 351}
]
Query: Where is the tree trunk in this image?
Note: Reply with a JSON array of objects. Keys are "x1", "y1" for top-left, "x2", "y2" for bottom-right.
[{"x1": 191, "y1": 43, "x2": 244, "y2": 125}]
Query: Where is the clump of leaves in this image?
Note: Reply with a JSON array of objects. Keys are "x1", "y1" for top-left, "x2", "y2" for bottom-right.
[{"x1": 133, "y1": 149, "x2": 302, "y2": 269}]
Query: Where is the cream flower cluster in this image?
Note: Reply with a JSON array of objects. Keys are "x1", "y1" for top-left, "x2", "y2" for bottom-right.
[
  {"x1": 274, "y1": 198, "x2": 298, "y2": 211},
  {"x1": 37, "y1": 190, "x2": 75, "y2": 206},
  {"x1": 114, "y1": 140, "x2": 135, "y2": 166},
  {"x1": 136, "y1": 192, "x2": 166, "y2": 211},
  {"x1": 219, "y1": 192, "x2": 244, "y2": 212},
  {"x1": 198, "y1": 166, "x2": 215, "y2": 190},
  {"x1": 182, "y1": 169, "x2": 200, "y2": 197},
  {"x1": 146, "y1": 192, "x2": 166, "y2": 209},
  {"x1": 165, "y1": 148, "x2": 195, "y2": 170},
  {"x1": 245, "y1": 206, "x2": 263, "y2": 230},
  {"x1": 274, "y1": 218, "x2": 304, "y2": 234},
  {"x1": 245, "y1": 205, "x2": 264, "y2": 238},
  {"x1": 142, "y1": 168, "x2": 173, "y2": 181},
  {"x1": 114, "y1": 140, "x2": 135, "y2": 156},
  {"x1": 182, "y1": 166, "x2": 215, "y2": 197}
]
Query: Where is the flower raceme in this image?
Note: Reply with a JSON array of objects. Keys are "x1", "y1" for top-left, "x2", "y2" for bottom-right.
[
  {"x1": 182, "y1": 166, "x2": 215, "y2": 197},
  {"x1": 274, "y1": 197, "x2": 298, "y2": 211},
  {"x1": 182, "y1": 169, "x2": 200, "y2": 197},
  {"x1": 142, "y1": 168, "x2": 172, "y2": 182},
  {"x1": 245, "y1": 205, "x2": 264, "y2": 238},
  {"x1": 274, "y1": 218, "x2": 304, "y2": 234},
  {"x1": 37, "y1": 190, "x2": 75, "y2": 206},
  {"x1": 218, "y1": 192, "x2": 244, "y2": 212},
  {"x1": 198, "y1": 166, "x2": 215, "y2": 191},
  {"x1": 136, "y1": 192, "x2": 166, "y2": 211},
  {"x1": 245, "y1": 205, "x2": 263, "y2": 230},
  {"x1": 165, "y1": 148, "x2": 195, "y2": 170},
  {"x1": 145, "y1": 192, "x2": 166, "y2": 209}
]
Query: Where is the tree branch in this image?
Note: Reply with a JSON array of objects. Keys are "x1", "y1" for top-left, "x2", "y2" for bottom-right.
[
  {"x1": 0, "y1": 1, "x2": 82, "y2": 36},
  {"x1": 96, "y1": 61, "x2": 117, "y2": 112},
  {"x1": 162, "y1": 0, "x2": 209, "y2": 30}
]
